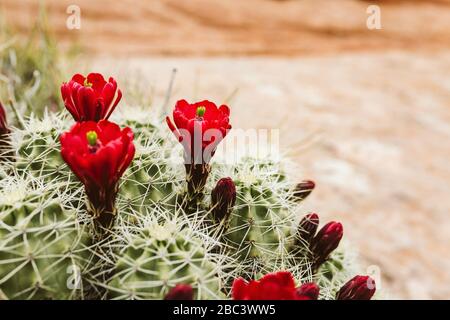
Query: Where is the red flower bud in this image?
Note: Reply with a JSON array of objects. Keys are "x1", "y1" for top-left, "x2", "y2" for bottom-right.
[
  {"x1": 0, "y1": 102, "x2": 13, "y2": 163},
  {"x1": 233, "y1": 271, "x2": 306, "y2": 300},
  {"x1": 295, "y1": 213, "x2": 319, "y2": 245},
  {"x1": 310, "y1": 221, "x2": 343, "y2": 269},
  {"x1": 296, "y1": 282, "x2": 320, "y2": 300},
  {"x1": 292, "y1": 180, "x2": 315, "y2": 201},
  {"x1": 336, "y1": 275, "x2": 376, "y2": 300},
  {"x1": 164, "y1": 284, "x2": 194, "y2": 300},
  {"x1": 60, "y1": 120, "x2": 135, "y2": 231},
  {"x1": 211, "y1": 177, "x2": 236, "y2": 222},
  {"x1": 166, "y1": 99, "x2": 231, "y2": 165},
  {"x1": 0, "y1": 102, "x2": 9, "y2": 135},
  {"x1": 61, "y1": 73, "x2": 122, "y2": 122}
]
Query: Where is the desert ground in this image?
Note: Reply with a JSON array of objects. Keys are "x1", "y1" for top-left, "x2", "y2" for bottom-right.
[
  {"x1": 3, "y1": 0, "x2": 450, "y2": 55},
  {"x1": 1, "y1": 0, "x2": 450, "y2": 299}
]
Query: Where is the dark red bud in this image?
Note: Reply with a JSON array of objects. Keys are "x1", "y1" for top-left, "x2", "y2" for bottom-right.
[
  {"x1": 296, "y1": 282, "x2": 320, "y2": 300},
  {"x1": 211, "y1": 177, "x2": 236, "y2": 222},
  {"x1": 336, "y1": 275, "x2": 376, "y2": 300},
  {"x1": 296, "y1": 213, "x2": 319, "y2": 245},
  {"x1": 164, "y1": 284, "x2": 194, "y2": 300},
  {"x1": 310, "y1": 221, "x2": 343, "y2": 269},
  {"x1": 0, "y1": 102, "x2": 10, "y2": 135},
  {"x1": 292, "y1": 180, "x2": 315, "y2": 201},
  {"x1": 0, "y1": 102, "x2": 13, "y2": 163}
]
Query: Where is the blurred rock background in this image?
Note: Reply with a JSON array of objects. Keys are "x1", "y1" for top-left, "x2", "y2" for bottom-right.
[{"x1": 1, "y1": 0, "x2": 449, "y2": 299}]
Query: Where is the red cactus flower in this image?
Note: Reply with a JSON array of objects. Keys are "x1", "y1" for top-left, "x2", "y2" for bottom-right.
[
  {"x1": 232, "y1": 271, "x2": 318, "y2": 300},
  {"x1": 310, "y1": 221, "x2": 343, "y2": 270},
  {"x1": 336, "y1": 275, "x2": 376, "y2": 300},
  {"x1": 166, "y1": 99, "x2": 231, "y2": 204},
  {"x1": 164, "y1": 284, "x2": 194, "y2": 300},
  {"x1": 166, "y1": 99, "x2": 231, "y2": 164},
  {"x1": 60, "y1": 120, "x2": 134, "y2": 230},
  {"x1": 61, "y1": 73, "x2": 122, "y2": 122},
  {"x1": 211, "y1": 177, "x2": 236, "y2": 222}
]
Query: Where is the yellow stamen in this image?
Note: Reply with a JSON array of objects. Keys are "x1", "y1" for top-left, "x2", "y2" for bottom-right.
[
  {"x1": 196, "y1": 106, "x2": 206, "y2": 117},
  {"x1": 86, "y1": 131, "x2": 98, "y2": 146},
  {"x1": 84, "y1": 79, "x2": 93, "y2": 87}
]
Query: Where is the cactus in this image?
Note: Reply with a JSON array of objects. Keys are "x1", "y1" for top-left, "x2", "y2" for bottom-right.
[
  {"x1": 0, "y1": 174, "x2": 92, "y2": 299},
  {"x1": 11, "y1": 112, "x2": 69, "y2": 182},
  {"x1": 0, "y1": 104, "x2": 373, "y2": 300},
  {"x1": 316, "y1": 245, "x2": 361, "y2": 300},
  {"x1": 210, "y1": 159, "x2": 303, "y2": 281},
  {"x1": 105, "y1": 212, "x2": 225, "y2": 300}
]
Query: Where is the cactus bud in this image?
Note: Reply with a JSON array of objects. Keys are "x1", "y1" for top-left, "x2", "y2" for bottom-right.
[
  {"x1": 211, "y1": 177, "x2": 236, "y2": 222},
  {"x1": 0, "y1": 102, "x2": 13, "y2": 163},
  {"x1": 295, "y1": 213, "x2": 319, "y2": 245},
  {"x1": 296, "y1": 282, "x2": 320, "y2": 300},
  {"x1": 292, "y1": 180, "x2": 315, "y2": 201},
  {"x1": 310, "y1": 221, "x2": 343, "y2": 269},
  {"x1": 0, "y1": 102, "x2": 9, "y2": 135},
  {"x1": 336, "y1": 275, "x2": 376, "y2": 300},
  {"x1": 164, "y1": 284, "x2": 194, "y2": 300}
]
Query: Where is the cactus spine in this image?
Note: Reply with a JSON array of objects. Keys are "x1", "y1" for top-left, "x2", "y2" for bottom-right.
[
  {"x1": 0, "y1": 174, "x2": 91, "y2": 299},
  {"x1": 0, "y1": 108, "x2": 366, "y2": 300}
]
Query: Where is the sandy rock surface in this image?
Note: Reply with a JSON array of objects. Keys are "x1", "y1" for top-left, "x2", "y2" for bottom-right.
[
  {"x1": 89, "y1": 53, "x2": 450, "y2": 299},
  {"x1": 2, "y1": 0, "x2": 450, "y2": 55}
]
